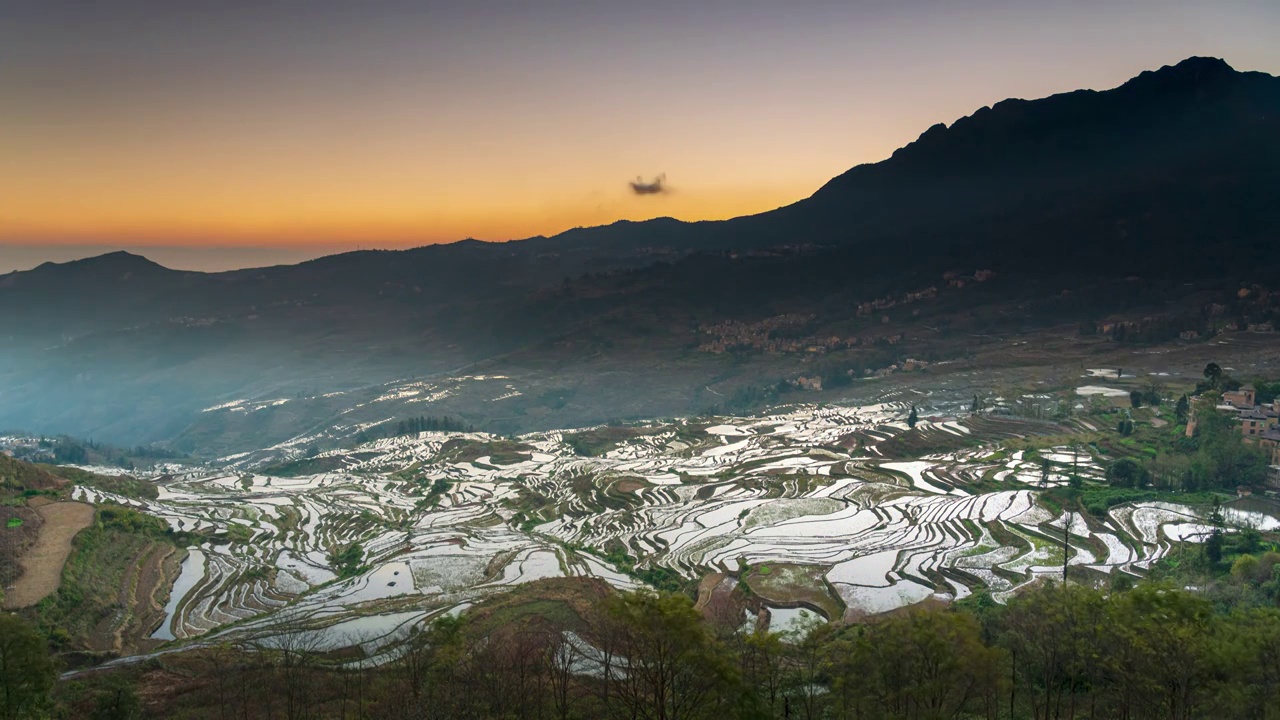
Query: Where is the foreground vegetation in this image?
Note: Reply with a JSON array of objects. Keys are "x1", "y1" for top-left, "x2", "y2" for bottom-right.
[
  {"x1": 5, "y1": 560, "x2": 1280, "y2": 720},
  {"x1": 8, "y1": 488, "x2": 1280, "y2": 720}
]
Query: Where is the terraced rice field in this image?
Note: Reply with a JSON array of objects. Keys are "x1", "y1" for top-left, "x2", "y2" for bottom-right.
[{"x1": 69, "y1": 400, "x2": 1227, "y2": 661}]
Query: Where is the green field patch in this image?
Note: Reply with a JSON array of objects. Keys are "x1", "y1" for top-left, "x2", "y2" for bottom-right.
[
  {"x1": 437, "y1": 439, "x2": 534, "y2": 464},
  {"x1": 743, "y1": 498, "x2": 842, "y2": 529},
  {"x1": 742, "y1": 563, "x2": 843, "y2": 620},
  {"x1": 562, "y1": 426, "x2": 665, "y2": 457},
  {"x1": 1072, "y1": 488, "x2": 1226, "y2": 518},
  {"x1": 255, "y1": 455, "x2": 346, "y2": 477},
  {"x1": 463, "y1": 576, "x2": 611, "y2": 636}
]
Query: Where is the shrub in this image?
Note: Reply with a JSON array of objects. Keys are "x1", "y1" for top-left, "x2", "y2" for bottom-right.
[
  {"x1": 1232, "y1": 555, "x2": 1261, "y2": 583},
  {"x1": 98, "y1": 505, "x2": 170, "y2": 537},
  {"x1": 329, "y1": 542, "x2": 365, "y2": 577},
  {"x1": 1106, "y1": 458, "x2": 1148, "y2": 488}
]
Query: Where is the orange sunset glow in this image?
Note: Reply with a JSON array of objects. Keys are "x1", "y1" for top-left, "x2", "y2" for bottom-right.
[{"x1": 4, "y1": 1, "x2": 1279, "y2": 268}]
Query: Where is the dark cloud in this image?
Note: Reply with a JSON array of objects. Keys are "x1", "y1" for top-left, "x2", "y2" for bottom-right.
[{"x1": 629, "y1": 173, "x2": 668, "y2": 196}]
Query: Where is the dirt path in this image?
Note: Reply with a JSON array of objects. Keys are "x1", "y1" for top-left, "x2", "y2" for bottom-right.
[{"x1": 2, "y1": 501, "x2": 94, "y2": 609}]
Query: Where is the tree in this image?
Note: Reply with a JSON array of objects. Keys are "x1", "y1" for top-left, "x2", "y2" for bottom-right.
[
  {"x1": 1107, "y1": 585, "x2": 1218, "y2": 719},
  {"x1": 597, "y1": 590, "x2": 739, "y2": 720},
  {"x1": 328, "y1": 542, "x2": 365, "y2": 577},
  {"x1": 1232, "y1": 555, "x2": 1262, "y2": 584},
  {"x1": 1142, "y1": 381, "x2": 1165, "y2": 407},
  {"x1": 0, "y1": 614, "x2": 55, "y2": 720},
  {"x1": 542, "y1": 630, "x2": 581, "y2": 720},
  {"x1": 89, "y1": 682, "x2": 142, "y2": 720},
  {"x1": 1176, "y1": 394, "x2": 1191, "y2": 424},
  {"x1": 1204, "y1": 362, "x2": 1223, "y2": 388},
  {"x1": 1206, "y1": 500, "x2": 1226, "y2": 564},
  {"x1": 739, "y1": 629, "x2": 787, "y2": 713},
  {"x1": 1224, "y1": 608, "x2": 1280, "y2": 719},
  {"x1": 393, "y1": 615, "x2": 467, "y2": 719},
  {"x1": 998, "y1": 583, "x2": 1109, "y2": 720},
  {"x1": 1149, "y1": 452, "x2": 1194, "y2": 491},
  {"x1": 1255, "y1": 379, "x2": 1280, "y2": 405},
  {"x1": 1117, "y1": 418, "x2": 1135, "y2": 436},
  {"x1": 1106, "y1": 457, "x2": 1148, "y2": 488},
  {"x1": 908, "y1": 405, "x2": 919, "y2": 429},
  {"x1": 243, "y1": 614, "x2": 328, "y2": 720},
  {"x1": 1194, "y1": 412, "x2": 1269, "y2": 489},
  {"x1": 827, "y1": 608, "x2": 1005, "y2": 719},
  {"x1": 1131, "y1": 390, "x2": 1144, "y2": 408}
]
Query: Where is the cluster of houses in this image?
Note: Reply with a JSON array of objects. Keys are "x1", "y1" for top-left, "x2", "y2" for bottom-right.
[
  {"x1": 867, "y1": 357, "x2": 931, "y2": 378},
  {"x1": 941, "y1": 268, "x2": 996, "y2": 289},
  {"x1": 855, "y1": 286, "x2": 938, "y2": 317},
  {"x1": 786, "y1": 357, "x2": 933, "y2": 393},
  {"x1": 697, "y1": 269, "x2": 995, "y2": 355},
  {"x1": 0, "y1": 435, "x2": 45, "y2": 460},
  {"x1": 696, "y1": 314, "x2": 876, "y2": 355},
  {"x1": 698, "y1": 314, "x2": 834, "y2": 354},
  {"x1": 1218, "y1": 385, "x2": 1280, "y2": 473}
]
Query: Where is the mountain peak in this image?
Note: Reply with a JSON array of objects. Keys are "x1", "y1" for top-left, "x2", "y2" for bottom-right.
[
  {"x1": 30, "y1": 251, "x2": 173, "y2": 279},
  {"x1": 1119, "y1": 56, "x2": 1237, "y2": 95},
  {"x1": 816, "y1": 56, "x2": 1270, "y2": 192}
]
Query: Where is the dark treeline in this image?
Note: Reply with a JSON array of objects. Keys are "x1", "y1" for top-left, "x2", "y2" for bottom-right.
[
  {"x1": 395, "y1": 416, "x2": 474, "y2": 437},
  {"x1": 377, "y1": 583, "x2": 1280, "y2": 720},
  {"x1": 351, "y1": 416, "x2": 478, "y2": 444},
  {"x1": 12, "y1": 578, "x2": 1280, "y2": 720}
]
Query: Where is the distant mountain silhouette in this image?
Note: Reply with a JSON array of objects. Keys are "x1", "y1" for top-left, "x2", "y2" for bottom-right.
[
  {"x1": 30, "y1": 249, "x2": 170, "y2": 276},
  {"x1": 745, "y1": 56, "x2": 1280, "y2": 275},
  {"x1": 1, "y1": 57, "x2": 1277, "y2": 446}
]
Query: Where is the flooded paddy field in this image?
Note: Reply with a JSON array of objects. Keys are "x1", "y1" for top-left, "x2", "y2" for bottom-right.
[{"x1": 68, "y1": 397, "x2": 1241, "y2": 662}]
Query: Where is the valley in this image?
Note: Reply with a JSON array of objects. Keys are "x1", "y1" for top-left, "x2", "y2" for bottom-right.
[
  {"x1": 33, "y1": 385, "x2": 1261, "y2": 668},
  {"x1": 3, "y1": 51, "x2": 1280, "y2": 718}
]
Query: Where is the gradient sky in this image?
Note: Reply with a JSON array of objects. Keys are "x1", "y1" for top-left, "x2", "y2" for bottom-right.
[{"x1": 3, "y1": 0, "x2": 1279, "y2": 270}]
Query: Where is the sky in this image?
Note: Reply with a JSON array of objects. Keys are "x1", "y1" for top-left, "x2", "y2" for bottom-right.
[{"x1": 3, "y1": 0, "x2": 1279, "y2": 272}]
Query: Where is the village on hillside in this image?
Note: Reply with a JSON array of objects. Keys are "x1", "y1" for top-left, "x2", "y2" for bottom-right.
[{"x1": 1215, "y1": 383, "x2": 1280, "y2": 479}]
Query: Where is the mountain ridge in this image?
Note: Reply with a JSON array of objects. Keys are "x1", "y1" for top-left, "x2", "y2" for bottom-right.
[
  {"x1": 2, "y1": 56, "x2": 1278, "y2": 447},
  {"x1": 11, "y1": 57, "x2": 1276, "y2": 280}
]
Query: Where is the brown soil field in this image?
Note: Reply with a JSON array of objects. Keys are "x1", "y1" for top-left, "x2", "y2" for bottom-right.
[
  {"x1": 3, "y1": 501, "x2": 94, "y2": 609},
  {"x1": 0, "y1": 505, "x2": 44, "y2": 598},
  {"x1": 744, "y1": 563, "x2": 844, "y2": 621},
  {"x1": 693, "y1": 572, "x2": 726, "y2": 612},
  {"x1": 612, "y1": 477, "x2": 651, "y2": 494}
]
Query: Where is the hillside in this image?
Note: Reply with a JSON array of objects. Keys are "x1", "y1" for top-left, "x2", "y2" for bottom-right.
[{"x1": 2, "y1": 57, "x2": 1278, "y2": 450}]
